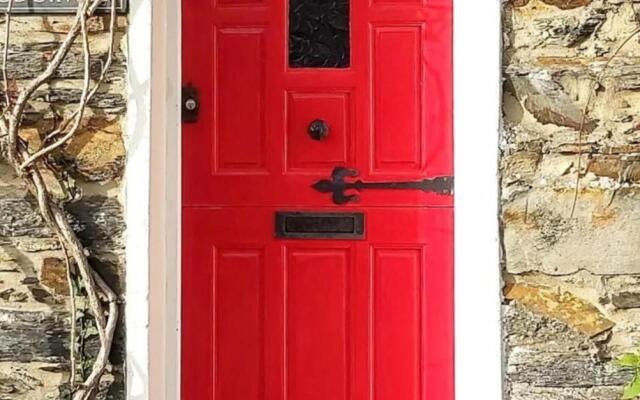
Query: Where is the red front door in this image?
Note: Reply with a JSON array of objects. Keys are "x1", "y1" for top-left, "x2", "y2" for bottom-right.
[{"x1": 182, "y1": 0, "x2": 453, "y2": 398}]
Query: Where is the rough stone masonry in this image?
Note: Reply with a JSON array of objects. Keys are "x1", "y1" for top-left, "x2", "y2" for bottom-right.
[
  {"x1": 0, "y1": 15, "x2": 128, "y2": 399},
  {"x1": 503, "y1": 0, "x2": 640, "y2": 398}
]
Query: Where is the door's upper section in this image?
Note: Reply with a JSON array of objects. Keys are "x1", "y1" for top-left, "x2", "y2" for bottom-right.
[{"x1": 182, "y1": 0, "x2": 452, "y2": 208}]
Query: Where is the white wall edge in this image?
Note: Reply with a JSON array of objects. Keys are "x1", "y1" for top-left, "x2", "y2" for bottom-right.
[
  {"x1": 126, "y1": 0, "x2": 152, "y2": 398},
  {"x1": 147, "y1": 0, "x2": 505, "y2": 399},
  {"x1": 454, "y1": 1, "x2": 504, "y2": 399}
]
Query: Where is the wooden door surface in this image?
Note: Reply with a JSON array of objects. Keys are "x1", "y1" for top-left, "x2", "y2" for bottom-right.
[{"x1": 182, "y1": 0, "x2": 453, "y2": 398}]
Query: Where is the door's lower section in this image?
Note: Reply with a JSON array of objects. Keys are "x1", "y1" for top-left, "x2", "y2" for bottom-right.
[{"x1": 182, "y1": 207, "x2": 453, "y2": 400}]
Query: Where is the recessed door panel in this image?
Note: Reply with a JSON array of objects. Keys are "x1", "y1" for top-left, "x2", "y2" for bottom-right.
[
  {"x1": 215, "y1": 28, "x2": 267, "y2": 172},
  {"x1": 286, "y1": 92, "x2": 353, "y2": 173},
  {"x1": 371, "y1": 25, "x2": 425, "y2": 175},
  {"x1": 286, "y1": 247, "x2": 352, "y2": 400},
  {"x1": 215, "y1": 249, "x2": 265, "y2": 400},
  {"x1": 372, "y1": 247, "x2": 422, "y2": 400}
]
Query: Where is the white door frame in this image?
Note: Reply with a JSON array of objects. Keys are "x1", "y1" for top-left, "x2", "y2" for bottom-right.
[
  {"x1": 139, "y1": 1, "x2": 503, "y2": 399},
  {"x1": 453, "y1": 2, "x2": 503, "y2": 399}
]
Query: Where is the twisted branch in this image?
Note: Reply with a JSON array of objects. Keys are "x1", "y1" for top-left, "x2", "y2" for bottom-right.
[
  {"x1": 2, "y1": 0, "x2": 13, "y2": 108},
  {"x1": 21, "y1": 0, "x2": 119, "y2": 171},
  {"x1": 0, "y1": 1, "x2": 120, "y2": 399},
  {"x1": 2, "y1": 0, "x2": 14, "y2": 163},
  {"x1": 570, "y1": 27, "x2": 640, "y2": 218}
]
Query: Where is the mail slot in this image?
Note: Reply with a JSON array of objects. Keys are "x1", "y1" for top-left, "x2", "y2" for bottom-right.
[{"x1": 275, "y1": 212, "x2": 365, "y2": 240}]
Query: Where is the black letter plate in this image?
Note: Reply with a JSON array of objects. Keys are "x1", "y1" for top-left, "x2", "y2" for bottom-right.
[{"x1": 275, "y1": 212, "x2": 364, "y2": 240}]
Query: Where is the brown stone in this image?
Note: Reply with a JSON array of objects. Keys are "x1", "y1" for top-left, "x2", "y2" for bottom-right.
[
  {"x1": 20, "y1": 277, "x2": 38, "y2": 285},
  {"x1": 9, "y1": 292, "x2": 28, "y2": 303},
  {"x1": 588, "y1": 157, "x2": 621, "y2": 180},
  {"x1": 511, "y1": 0, "x2": 592, "y2": 9},
  {"x1": 502, "y1": 151, "x2": 541, "y2": 182},
  {"x1": 0, "y1": 288, "x2": 14, "y2": 301},
  {"x1": 512, "y1": 0, "x2": 531, "y2": 7},
  {"x1": 612, "y1": 292, "x2": 640, "y2": 309},
  {"x1": 11, "y1": 238, "x2": 60, "y2": 253},
  {"x1": 624, "y1": 163, "x2": 640, "y2": 183},
  {"x1": 17, "y1": 128, "x2": 41, "y2": 153},
  {"x1": 588, "y1": 158, "x2": 640, "y2": 183},
  {"x1": 0, "y1": 248, "x2": 15, "y2": 264},
  {"x1": 509, "y1": 386, "x2": 626, "y2": 400},
  {"x1": 591, "y1": 207, "x2": 617, "y2": 228},
  {"x1": 504, "y1": 192, "x2": 640, "y2": 276},
  {"x1": 14, "y1": 129, "x2": 67, "y2": 199},
  {"x1": 603, "y1": 144, "x2": 640, "y2": 154},
  {"x1": 0, "y1": 289, "x2": 29, "y2": 303},
  {"x1": 504, "y1": 283, "x2": 615, "y2": 337},
  {"x1": 554, "y1": 143, "x2": 597, "y2": 154},
  {"x1": 62, "y1": 120, "x2": 125, "y2": 182},
  {"x1": 540, "y1": 0, "x2": 592, "y2": 10},
  {"x1": 40, "y1": 258, "x2": 69, "y2": 296},
  {"x1": 510, "y1": 75, "x2": 597, "y2": 134},
  {"x1": 40, "y1": 168, "x2": 67, "y2": 201}
]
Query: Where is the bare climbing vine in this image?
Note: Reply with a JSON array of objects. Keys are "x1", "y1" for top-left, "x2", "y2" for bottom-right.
[
  {"x1": 570, "y1": 26, "x2": 640, "y2": 218},
  {"x1": 569, "y1": 8, "x2": 640, "y2": 398},
  {"x1": 0, "y1": 1, "x2": 119, "y2": 399}
]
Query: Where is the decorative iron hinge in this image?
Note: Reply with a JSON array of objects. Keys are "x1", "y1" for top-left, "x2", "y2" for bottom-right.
[{"x1": 312, "y1": 167, "x2": 454, "y2": 205}]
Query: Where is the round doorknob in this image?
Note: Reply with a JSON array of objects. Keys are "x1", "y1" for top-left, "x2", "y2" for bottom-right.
[
  {"x1": 185, "y1": 98, "x2": 198, "y2": 111},
  {"x1": 308, "y1": 119, "x2": 329, "y2": 141}
]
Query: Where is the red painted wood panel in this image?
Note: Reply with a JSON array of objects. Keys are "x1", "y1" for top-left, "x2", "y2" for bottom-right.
[
  {"x1": 181, "y1": 213, "x2": 214, "y2": 400},
  {"x1": 182, "y1": 0, "x2": 453, "y2": 398},
  {"x1": 373, "y1": 248, "x2": 422, "y2": 400},
  {"x1": 372, "y1": 26, "x2": 424, "y2": 174},
  {"x1": 286, "y1": 92, "x2": 353, "y2": 173},
  {"x1": 182, "y1": 208, "x2": 453, "y2": 400},
  {"x1": 215, "y1": 250, "x2": 265, "y2": 400},
  {"x1": 286, "y1": 248, "x2": 351, "y2": 400},
  {"x1": 214, "y1": 28, "x2": 266, "y2": 172},
  {"x1": 182, "y1": 0, "x2": 453, "y2": 208}
]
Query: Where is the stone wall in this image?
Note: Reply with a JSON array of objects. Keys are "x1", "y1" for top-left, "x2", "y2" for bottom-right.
[
  {"x1": 503, "y1": 0, "x2": 640, "y2": 398},
  {"x1": 0, "y1": 15, "x2": 128, "y2": 399}
]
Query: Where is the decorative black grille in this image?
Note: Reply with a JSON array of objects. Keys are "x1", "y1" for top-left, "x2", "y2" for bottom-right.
[{"x1": 289, "y1": 0, "x2": 350, "y2": 68}]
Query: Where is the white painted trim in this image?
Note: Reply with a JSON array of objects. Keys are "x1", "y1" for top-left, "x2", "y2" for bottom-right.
[
  {"x1": 148, "y1": 0, "x2": 182, "y2": 399},
  {"x1": 126, "y1": 0, "x2": 152, "y2": 398},
  {"x1": 148, "y1": 1, "x2": 505, "y2": 399},
  {"x1": 454, "y1": 1, "x2": 504, "y2": 399}
]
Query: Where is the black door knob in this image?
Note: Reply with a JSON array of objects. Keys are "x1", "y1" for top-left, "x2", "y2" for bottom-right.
[
  {"x1": 182, "y1": 84, "x2": 200, "y2": 123},
  {"x1": 308, "y1": 119, "x2": 329, "y2": 141}
]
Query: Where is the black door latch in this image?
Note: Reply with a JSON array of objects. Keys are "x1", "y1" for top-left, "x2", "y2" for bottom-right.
[
  {"x1": 312, "y1": 167, "x2": 454, "y2": 205},
  {"x1": 182, "y1": 84, "x2": 200, "y2": 123}
]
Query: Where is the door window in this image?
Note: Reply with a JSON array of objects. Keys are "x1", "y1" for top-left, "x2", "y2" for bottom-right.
[{"x1": 289, "y1": 0, "x2": 350, "y2": 68}]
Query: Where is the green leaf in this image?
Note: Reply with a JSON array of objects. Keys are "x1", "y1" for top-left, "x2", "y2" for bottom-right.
[
  {"x1": 618, "y1": 354, "x2": 640, "y2": 368},
  {"x1": 622, "y1": 374, "x2": 640, "y2": 400}
]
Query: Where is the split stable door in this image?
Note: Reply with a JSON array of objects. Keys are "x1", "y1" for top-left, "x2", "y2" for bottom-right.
[{"x1": 182, "y1": 0, "x2": 453, "y2": 398}]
